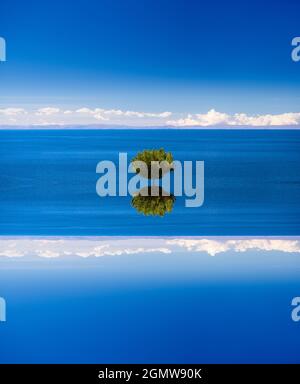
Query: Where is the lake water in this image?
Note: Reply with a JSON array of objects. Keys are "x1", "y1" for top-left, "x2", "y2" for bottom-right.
[{"x1": 0, "y1": 129, "x2": 299, "y2": 236}]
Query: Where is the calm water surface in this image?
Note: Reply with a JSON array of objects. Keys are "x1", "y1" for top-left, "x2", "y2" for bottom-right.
[{"x1": 0, "y1": 129, "x2": 300, "y2": 235}]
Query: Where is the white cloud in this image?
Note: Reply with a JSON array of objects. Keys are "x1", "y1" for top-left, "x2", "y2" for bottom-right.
[
  {"x1": 0, "y1": 108, "x2": 27, "y2": 116},
  {"x1": 75, "y1": 107, "x2": 172, "y2": 120},
  {"x1": 0, "y1": 106, "x2": 169, "y2": 126},
  {"x1": 75, "y1": 107, "x2": 94, "y2": 114},
  {"x1": 35, "y1": 107, "x2": 60, "y2": 116},
  {"x1": 194, "y1": 109, "x2": 230, "y2": 126},
  {"x1": 231, "y1": 112, "x2": 300, "y2": 126},
  {"x1": 167, "y1": 109, "x2": 300, "y2": 127},
  {"x1": 1, "y1": 106, "x2": 300, "y2": 127}
]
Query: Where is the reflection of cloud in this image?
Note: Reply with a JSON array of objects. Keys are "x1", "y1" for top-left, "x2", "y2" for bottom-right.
[
  {"x1": 167, "y1": 238, "x2": 300, "y2": 256},
  {"x1": 166, "y1": 239, "x2": 230, "y2": 256},
  {"x1": 0, "y1": 238, "x2": 172, "y2": 258},
  {"x1": 0, "y1": 238, "x2": 300, "y2": 259}
]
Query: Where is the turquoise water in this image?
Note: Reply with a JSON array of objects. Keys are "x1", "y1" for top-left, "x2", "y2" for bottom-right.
[{"x1": 0, "y1": 129, "x2": 300, "y2": 235}]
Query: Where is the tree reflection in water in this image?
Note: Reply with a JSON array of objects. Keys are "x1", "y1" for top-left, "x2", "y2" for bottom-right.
[{"x1": 131, "y1": 186, "x2": 175, "y2": 217}]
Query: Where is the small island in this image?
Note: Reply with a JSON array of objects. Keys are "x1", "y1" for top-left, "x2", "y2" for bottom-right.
[
  {"x1": 131, "y1": 148, "x2": 174, "y2": 179},
  {"x1": 131, "y1": 149, "x2": 176, "y2": 217}
]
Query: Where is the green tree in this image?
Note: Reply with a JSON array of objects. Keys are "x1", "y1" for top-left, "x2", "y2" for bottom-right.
[{"x1": 131, "y1": 148, "x2": 174, "y2": 179}]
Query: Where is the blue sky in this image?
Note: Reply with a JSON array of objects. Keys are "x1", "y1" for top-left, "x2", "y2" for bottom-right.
[{"x1": 1, "y1": 0, "x2": 300, "y2": 126}]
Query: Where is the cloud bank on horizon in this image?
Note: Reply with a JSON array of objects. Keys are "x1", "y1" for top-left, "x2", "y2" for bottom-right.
[
  {"x1": 1, "y1": 107, "x2": 300, "y2": 128},
  {"x1": 0, "y1": 237, "x2": 299, "y2": 258}
]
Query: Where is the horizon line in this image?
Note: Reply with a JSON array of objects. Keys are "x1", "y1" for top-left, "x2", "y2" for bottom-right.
[{"x1": 1, "y1": 124, "x2": 300, "y2": 130}]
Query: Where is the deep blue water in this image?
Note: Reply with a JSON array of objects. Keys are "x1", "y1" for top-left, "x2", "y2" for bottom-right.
[
  {"x1": 0, "y1": 251, "x2": 300, "y2": 364},
  {"x1": 0, "y1": 129, "x2": 300, "y2": 236}
]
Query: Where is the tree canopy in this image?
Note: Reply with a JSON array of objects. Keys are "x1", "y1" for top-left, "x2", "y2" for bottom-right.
[{"x1": 131, "y1": 148, "x2": 174, "y2": 179}]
